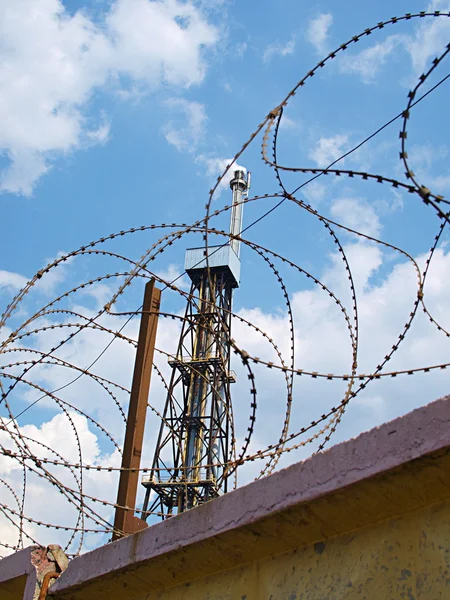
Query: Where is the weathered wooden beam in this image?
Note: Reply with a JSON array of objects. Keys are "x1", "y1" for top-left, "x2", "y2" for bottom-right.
[{"x1": 113, "y1": 279, "x2": 161, "y2": 540}]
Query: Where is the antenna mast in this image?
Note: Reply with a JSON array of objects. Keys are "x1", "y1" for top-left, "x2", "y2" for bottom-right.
[{"x1": 141, "y1": 169, "x2": 250, "y2": 519}]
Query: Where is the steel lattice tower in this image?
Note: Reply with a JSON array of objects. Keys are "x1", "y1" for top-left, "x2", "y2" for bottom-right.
[{"x1": 141, "y1": 170, "x2": 250, "y2": 520}]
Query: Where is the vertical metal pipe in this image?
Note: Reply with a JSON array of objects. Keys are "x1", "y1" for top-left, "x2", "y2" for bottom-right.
[{"x1": 229, "y1": 170, "x2": 250, "y2": 258}]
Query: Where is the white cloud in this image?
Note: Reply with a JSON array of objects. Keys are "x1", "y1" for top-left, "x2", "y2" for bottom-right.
[
  {"x1": 0, "y1": 270, "x2": 28, "y2": 293},
  {"x1": 279, "y1": 115, "x2": 298, "y2": 131},
  {"x1": 306, "y1": 13, "x2": 333, "y2": 55},
  {"x1": 0, "y1": 263, "x2": 186, "y2": 553},
  {"x1": 340, "y1": 4, "x2": 450, "y2": 84},
  {"x1": 163, "y1": 98, "x2": 207, "y2": 152},
  {"x1": 0, "y1": 411, "x2": 119, "y2": 552},
  {"x1": 263, "y1": 38, "x2": 296, "y2": 63},
  {"x1": 232, "y1": 241, "x2": 450, "y2": 478},
  {"x1": 405, "y1": 0, "x2": 450, "y2": 75},
  {"x1": 404, "y1": 143, "x2": 450, "y2": 197},
  {"x1": 77, "y1": 282, "x2": 116, "y2": 310},
  {"x1": 4, "y1": 226, "x2": 450, "y2": 551},
  {"x1": 0, "y1": 0, "x2": 219, "y2": 195},
  {"x1": 308, "y1": 134, "x2": 349, "y2": 167},
  {"x1": 0, "y1": 241, "x2": 189, "y2": 553},
  {"x1": 106, "y1": 0, "x2": 217, "y2": 87},
  {"x1": 234, "y1": 42, "x2": 248, "y2": 58},
  {"x1": 33, "y1": 251, "x2": 72, "y2": 296},
  {"x1": 323, "y1": 241, "x2": 383, "y2": 298},
  {"x1": 19, "y1": 411, "x2": 101, "y2": 466},
  {"x1": 330, "y1": 197, "x2": 382, "y2": 238},
  {"x1": 303, "y1": 180, "x2": 327, "y2": 206},
  {"x1": 155, "y1": 263, "x2": 189, "y2": 290},
  {"x1": 431, "y1": 174, "x2": 450, "y2": 192},
  {"x1": 0, "y1": 151, "x2": 50, "y2": 197},
  {"x1": 86, "y1": 119, "x2": 111, "y2": 146},
  {"x1": 221, "y1": 81, "x2": 233, "y2": 93},
  {"x1": 0, "y1": 252, "x2": 71, "y2": 313},
  {"x1": 339, "y1": 35, "x2": 403, "y2": 84},
  {"x1": 196, "y1": 155, "x2": 247, "y2": 198}
]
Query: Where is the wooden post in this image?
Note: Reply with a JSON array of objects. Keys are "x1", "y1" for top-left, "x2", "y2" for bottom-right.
[{"x1": 113, "y1": 279, "x2": 161, "y2": 540}]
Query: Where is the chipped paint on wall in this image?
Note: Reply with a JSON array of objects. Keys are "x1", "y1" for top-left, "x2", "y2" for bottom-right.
[{"x1": 135, "y1": 500, "x2": 450, "y2": 600}]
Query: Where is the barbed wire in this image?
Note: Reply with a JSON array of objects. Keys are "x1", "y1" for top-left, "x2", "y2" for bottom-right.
[{"x1": 1, "y1": 10, "x2": 450, "y2": 556}]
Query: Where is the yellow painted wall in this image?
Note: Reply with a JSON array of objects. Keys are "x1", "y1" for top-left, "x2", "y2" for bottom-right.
[
  {"x1": 136, "y1": 499, "x2": 450, "y2": 600},
  {"x1": 0, "y1": 574, "x2": 27, "y2": 600}
]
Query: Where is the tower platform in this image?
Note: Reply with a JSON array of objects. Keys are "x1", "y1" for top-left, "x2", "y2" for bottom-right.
[{"x1": 184, "y1": 244, "x2": 241, "y2": 288}]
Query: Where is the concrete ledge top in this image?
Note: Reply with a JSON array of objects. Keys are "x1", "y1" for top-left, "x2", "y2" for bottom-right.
[
  {"x1": 0, "y1": 547, "x2": 35, "y2": 585},
  {"x1": 0, "y1": 546, "x2": 51, "y2": 600},
  {"x1": 47, "y1": 395, "x2": 450, "y2": 598}
]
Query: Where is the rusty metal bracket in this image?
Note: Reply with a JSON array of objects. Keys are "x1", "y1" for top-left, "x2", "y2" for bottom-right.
[{"x1": 38, "y1": 571, "x2": 59, "y2": 600}]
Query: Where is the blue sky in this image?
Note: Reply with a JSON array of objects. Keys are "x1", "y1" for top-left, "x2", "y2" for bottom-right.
[
  {"x1": 1, "y1": 1, "x2": 448, "y2": 291},
  {"x1": 1, "y1": 0, "x2": 450, "y2": 554}
]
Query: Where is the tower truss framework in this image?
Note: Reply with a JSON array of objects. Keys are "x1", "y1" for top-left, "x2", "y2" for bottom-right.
[{"x1": 141, "y1": 170, "x2": 249, "y2": 519}]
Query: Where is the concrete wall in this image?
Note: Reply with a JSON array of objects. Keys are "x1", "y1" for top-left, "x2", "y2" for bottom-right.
[
  {"x1": 138, "y1": 499, "x2": 450, "y2": 599},
  {"x1": 3, "y1": 395, "x2": 450, "y2": 599},
  {"x1": 0, "y1": 546, "x2": 68, "y2": 600}
]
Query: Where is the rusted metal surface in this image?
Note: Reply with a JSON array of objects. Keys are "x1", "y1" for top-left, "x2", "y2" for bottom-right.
[
  {"x1": 32, "y1": 546, "x2": 68, "y2": 600},
  {"x1": 46, "y1": 547, "x2": 69, "y2": 574},
  {"x1": 112, "y1": 280, "x2": 161, "y2": 540},
  {"x1": 37, "y1": 572, "x2": 59, "y2": 600},
  {"x1": 0, "y1": 545, "x2": 68, "y2": 600}
]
